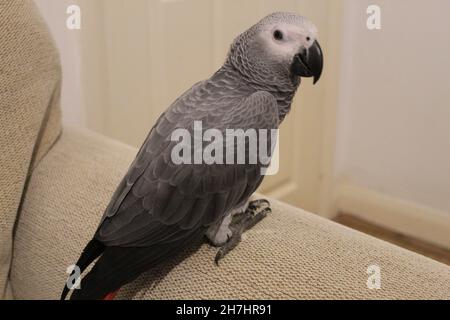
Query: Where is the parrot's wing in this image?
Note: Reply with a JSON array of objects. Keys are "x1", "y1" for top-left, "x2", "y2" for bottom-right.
[{"x1": 95, "y1": 90, "x2": 279, "y2": 247}]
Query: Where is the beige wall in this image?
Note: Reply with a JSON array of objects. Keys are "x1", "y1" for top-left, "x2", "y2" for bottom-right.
[
  {"x1": 35, "y1": 0, "x2": 85, "y2": 126},
  {"x1": 36, "y1": 0, "x2": 450, "y2": 246},
  {"x1": 335, "y1": 0, "x2": 450, "y2": 214}
]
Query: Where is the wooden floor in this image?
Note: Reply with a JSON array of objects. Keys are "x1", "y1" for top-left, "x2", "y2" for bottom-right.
[{"x1": 333, "y1": 213, "x2": 450, "y2": 265}]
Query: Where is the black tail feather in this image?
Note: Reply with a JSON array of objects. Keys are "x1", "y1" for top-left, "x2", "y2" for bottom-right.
[
  {"x1": 60, "y1": 238, "x2": 105, "y2": 300},
  {"x1": 69, "y1": 229, "x2": 205, "y2": 300}
]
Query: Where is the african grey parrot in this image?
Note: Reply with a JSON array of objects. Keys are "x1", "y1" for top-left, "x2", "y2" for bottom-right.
[{"x1": 61, "y1": 12, "x2": 323, "y2": 300}]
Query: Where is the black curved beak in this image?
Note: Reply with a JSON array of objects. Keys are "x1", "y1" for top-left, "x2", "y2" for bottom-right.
[{"x1": 291, "y1": 40, "x2": 323, "y2": 84}]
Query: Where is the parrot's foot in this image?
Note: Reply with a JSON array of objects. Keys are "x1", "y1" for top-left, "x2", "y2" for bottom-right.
[{"x1": 214, "y1": 199, "x2": 271, "y2": 265}]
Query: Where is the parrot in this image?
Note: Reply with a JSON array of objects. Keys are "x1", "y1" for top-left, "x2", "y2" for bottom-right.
[{"x1": 61, "y1": 12, "x2": 323, "y2": 300}]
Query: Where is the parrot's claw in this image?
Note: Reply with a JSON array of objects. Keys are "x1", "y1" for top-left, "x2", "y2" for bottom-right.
[
  {"x1": 214, "y1": 199, "x2": 271, "y2": 265},
  {"x1": 214, "y1": 232, "x2": 241, "y2": 265},
  {"x1": 247, "y1": 199, "x2": 270, "y2": 211}
]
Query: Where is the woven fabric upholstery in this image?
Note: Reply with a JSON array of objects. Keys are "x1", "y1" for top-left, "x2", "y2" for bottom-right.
[
  {"x1": 0, "y1": 0, "x2": 62, "y2": 298},
  {"x1": 9, "y1": 128, "x2": 450, "y2": 300}
]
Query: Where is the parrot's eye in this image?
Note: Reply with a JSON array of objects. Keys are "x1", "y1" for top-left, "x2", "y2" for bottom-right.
[
  {"x1": 306, "y1": 36, "x2": 311, "y2": 42},
  {"x1": 273, "y1": 30, "x2": 284, "y2": 41}
]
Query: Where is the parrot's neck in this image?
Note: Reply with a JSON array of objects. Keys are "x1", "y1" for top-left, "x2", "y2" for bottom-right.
[{"x1": 220, "y1": 61, "x2": 300, "y2": 122}]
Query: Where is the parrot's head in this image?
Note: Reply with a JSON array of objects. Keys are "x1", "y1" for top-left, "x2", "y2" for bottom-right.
[{"x1": 228, "y1": 12, "x2": 323, "y2": 86}]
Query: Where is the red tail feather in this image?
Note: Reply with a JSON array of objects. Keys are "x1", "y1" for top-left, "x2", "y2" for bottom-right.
[{"x1": 103, "y1": 290, "x2": 119, "y2": 300}]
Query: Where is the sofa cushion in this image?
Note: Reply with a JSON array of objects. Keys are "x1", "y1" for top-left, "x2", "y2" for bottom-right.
[
  {"x1": 0, "y1": 0, "x2": 62, "y2": 298},
  {"x1": 10, "y1": 127, "x2": 450, "y2": 299}
]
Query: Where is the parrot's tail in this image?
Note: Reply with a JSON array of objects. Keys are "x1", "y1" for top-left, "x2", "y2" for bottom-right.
[
  {"x1": 103, "y1": 290, "x2": 119, "y2": 300},
  {"x1": 60, "y1": 238, "x2": 105, "y2": 300}
]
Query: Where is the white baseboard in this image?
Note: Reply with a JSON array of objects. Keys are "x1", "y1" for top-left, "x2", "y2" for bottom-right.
[{"x1": 333, "y1": 182, "x2": 450, "y2": 249}]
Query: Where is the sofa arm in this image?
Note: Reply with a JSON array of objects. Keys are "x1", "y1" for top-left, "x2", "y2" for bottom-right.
[{"x1": 9, "y1": 127, "x2": 450, "y2": 299}]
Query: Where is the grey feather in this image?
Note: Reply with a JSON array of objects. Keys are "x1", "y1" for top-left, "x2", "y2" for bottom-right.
[{"x1": 95, "y1": 68, "x2": 281, "y2": 247}]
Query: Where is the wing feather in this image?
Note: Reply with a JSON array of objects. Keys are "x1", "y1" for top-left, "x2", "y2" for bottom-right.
[{"x1": 95, "y1": 89, "x2": 279, "y2": 247}]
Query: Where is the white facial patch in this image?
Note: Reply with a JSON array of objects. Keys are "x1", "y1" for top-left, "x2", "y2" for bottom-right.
[{"x1": 261, "y1": 20, "x2": 318, "y2": 62}]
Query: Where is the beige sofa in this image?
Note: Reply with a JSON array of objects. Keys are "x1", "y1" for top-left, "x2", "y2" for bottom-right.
[{"x1": 1, "y1": 1, "x2": 449, "y2": 300}]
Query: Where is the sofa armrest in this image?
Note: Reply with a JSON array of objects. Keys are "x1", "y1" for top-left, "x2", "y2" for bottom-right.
[{"x1": 9, "y1": 127, "x2": 450, "y2": 299}]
